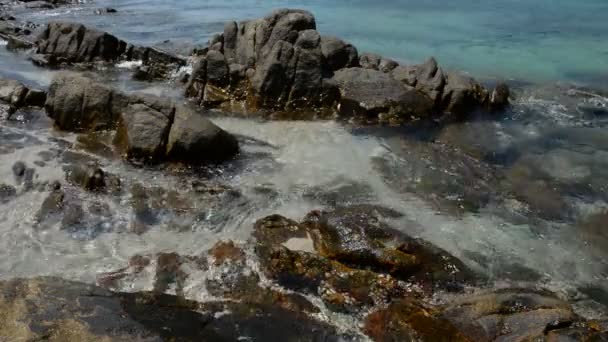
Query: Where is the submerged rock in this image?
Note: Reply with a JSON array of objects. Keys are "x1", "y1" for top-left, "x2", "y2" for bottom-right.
[{"x1": 0, "y1": 276, "x2": 345, "y2": 341}]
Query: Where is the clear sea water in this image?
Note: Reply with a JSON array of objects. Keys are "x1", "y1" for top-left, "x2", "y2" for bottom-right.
[{"x1": 16, "y1": 0, "x2": 608, "y2": 86}]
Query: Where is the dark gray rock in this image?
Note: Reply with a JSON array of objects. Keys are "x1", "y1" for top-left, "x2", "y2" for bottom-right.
[
  {"x1": 250, "y1": 40, "x2": 297, "y2": 108},
  {"x1": 0, "y1": 184, "x2": 16, "y2": 202},
  {"x1": 64, "y1": 164, "x2": 106, "y2": 192},
  {"x1": 441, "y1": 71, "x2": 489, "y2": 115},
  {"x1": 320, "y1": 35, "x2": 358, "y2": 71},
  {"x1": 206, "y1": 50, "x2": 229, "y2": 87},
  {"x1": 36, "y1": 22, "x2": 127, "y2": 63},
  {"x1": 44, "y1": 72, "x2": 117, "y2": 132},
  {"x1": 332, "y1": 67, "x2": 433, "y2": 120},
  {"x1": 489, "y1": 82, "x2": 510, "y2": 111},
  {"x1": 391, "y1": 65, "x2": 417, "y2": 87},
  {"x1": 165, "y1": 105, "x2": 239, "y2": 163},
  {"x1": 415, "y1": 57, "x2": 446, "y2": 105},
  {"x1": 115, "y1": 103, "x2": 173, "y2": 162},
  {"x1": 359, "y1": 53, "x2": 382, "y2": 70}
]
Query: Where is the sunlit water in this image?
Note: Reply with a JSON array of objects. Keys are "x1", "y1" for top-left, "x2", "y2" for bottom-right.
[{"x1": 1, "y1": 0, "x2": 608, "y2": 322}]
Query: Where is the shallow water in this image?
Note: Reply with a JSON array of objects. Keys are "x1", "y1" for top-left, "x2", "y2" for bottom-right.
[{"x1": 1, "y1": 0, "x2": 608, "y2": 323}]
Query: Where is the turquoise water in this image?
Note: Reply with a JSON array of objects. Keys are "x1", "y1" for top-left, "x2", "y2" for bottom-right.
[{"x1": 20, "y1": 0, "x2": 608, "y2": 85}]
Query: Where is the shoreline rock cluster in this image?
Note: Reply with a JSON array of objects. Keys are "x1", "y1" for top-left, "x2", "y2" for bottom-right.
[
  {"x1": 2, "y1": 208, "x2": 606, "y2": 340},
  {"x1": 2, "y1": 4, "x2": 607, "y2": 342},
  {"x1": 44, "y1": 72, "x2": 238, "y2": 164}
]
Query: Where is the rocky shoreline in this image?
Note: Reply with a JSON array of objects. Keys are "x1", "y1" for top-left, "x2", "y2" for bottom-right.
[{"x1": 0, "y1": 1, "x2": 607, "y2": 341}]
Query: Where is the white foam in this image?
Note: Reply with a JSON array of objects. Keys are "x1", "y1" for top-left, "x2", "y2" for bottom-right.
[{"x1": 116, "y1": 60, "x2": 143, "y2": 69}]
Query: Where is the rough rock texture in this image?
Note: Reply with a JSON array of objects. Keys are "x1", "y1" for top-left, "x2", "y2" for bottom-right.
[
  {"x1": 45, "y1": 72, "x2": 118, "y2": 132},
  {"x1": 332, "y1": 67, "x2": 435, "y2": 123},
  {"x1": 166, "y1": 105, "x2": 239, "y2": 163},
  {"x1": 33, "y1": 21, "x2": 185, "y2": 75},
  {"x1": 45, "y1": 72, "x2": 238, "y2": 164},
  {"x1": 185, "y1": 9, "x2": 509, "y2": 121},
  {"x1": 0, "y1": 77, "x2": 46, "y2": 111},
  {"x1": 36, "y1": 22, "x2": 127, "y2": 63},
  {"x1": 115, "y1": 103, "x2": 174, "y2": 161},
  {"x1": 0, "y1": 276, "x2": 344, "y2": 341}
]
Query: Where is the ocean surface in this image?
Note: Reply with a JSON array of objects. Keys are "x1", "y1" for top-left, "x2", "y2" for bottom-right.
[
  {"x1": 14, "y1": 0, "x2": 608, "y2": 87},
  {"x1": 1, "y1": 0, "x2": 608, "y2": 328}
]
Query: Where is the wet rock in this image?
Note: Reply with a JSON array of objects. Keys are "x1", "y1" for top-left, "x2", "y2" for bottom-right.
[
  {"x1": 332, "y1": 67, "x2": 434, "y2": 121},
  {"x1": 115, "y1": 103, "x2": 173, "y2": 162},
  {"x1": 12, "y1": 160, "x2": 26, "y2": 179},
  {"x1": 441, "y1": 71, "x2": 489, "y2": 116},
  {"x1": 364, "y1": 298, "x2": 471, "y2": 341},
  {"x1": 0, "y1": 184, "x2": 16, "y2": 202},
  {"x1": 440, "y1": 289, "x2": 582, "y2": 341},
  {"x1": 165, "y1": 105, "x2": 239, "y2": 164},
  {"x1": 303, "y1": 208, "x2": 420, "y2": 277},
  {"x1": 45, "y1": 72, "x2": 117, "y2": 132},
  {"x1": 63, "y1": 163, "x2": 106, "y2": 192},
  {"x1": 489, "y1": 82, "x2": 510, "y2": 111},
  {"x1": 94, "y1": 7, "x2": 117, "y2": 15},
  {"x1": 183, "y1": 9, "x2": 498, "y2": 118},
  {"x1": 61, "y1": 203, "x2": 84, "y2": 228},
  {"x1": 36, "y1": 22, "x2": 127, "y2": 63},
  {"x1": 320, "y1": 35, "x2": 359, "y2": 71},
  {"x1": 35, "y1": 188, "x2": 64, "y2": 223}
]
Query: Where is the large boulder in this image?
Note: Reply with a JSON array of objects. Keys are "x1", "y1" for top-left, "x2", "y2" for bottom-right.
[
  {"x1": 332, "y1": 67, "x2": 434, "y2": 121},
  {"x1": 36, "y1": 22, "x2": 127, "y2": 63},
  {"x1": 44, "y1": 73, "x2": 239, "y2": 165},
  {"x1": 187, "y1": 9, "x2": 509, "y2": 119},
  {"x1": 115, "y1": 103, "x2": 174, "y2": 161},
  {"x1": 166, "y1": 105, "x2": 239, "y2": 163},
  {"x1": 44, "y1": 72, "x2": 119, "y2": 132}
]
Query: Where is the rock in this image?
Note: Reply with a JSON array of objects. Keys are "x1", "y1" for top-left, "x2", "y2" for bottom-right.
[
  {"x1": 0, "y1": 184, "x2": 16, "y2": 202},
  {"x1": 115, "y1": 103, "x2": 174, "y2": 162},
  {"x1": 363, "y1": 299, "x2": 471, "y2": 341},
  {"x1": 64, "y1": 163, "x2": 106, "y2": 192},
  {"x1": 415, "y1": 57, "x2": 446, "y2": 105},
  {"x1": 12, "y1": 161, "x2": 26, "y2": 179},
  {"x1": 165, "y1": 105, "x2": 239, "y2": 163},
  {"x1": 44, "y1": 72, "x2": 117, "y2": 132},
  {"x1": 303, "y1": 208, "x2": 420, "y2": 277},
  {"x1": 391, "y1": 65, "x2": 417, "y2": 87},
  {"x1": 332, "y1": 67, "x2": 434, "y2": 120},
  {"x1": 359, "y1": 53, "x2": 382, "y2": 70},
  {"x1": 320, "y1": 35, "x2": 358, "y2": 71},
  {"x1": 35, "y1": 188, "x2": 64, "y2": 223},
  {"x1": 206, "y1": 50, "x2": 229, "y2": 87},
  {"x1": 0, "y1": 78, "x2": 27, "y2": 107},
  {"x1": 441, "y1": 71, "x2": 489, "y2": 116},
  {"x1": 379, "y1": 58, "x2": 399, "y2": 73},
  {"x1": 36, "y1": 22, "x2": 127, "y2": 63},
  {"x1": 440, "y1": 290, "x2": 582, "y2": 341},
  {"x1": 184, "y1": 9, "x2": 499, "y2": 118},
  {"x1": 489, "y1": 82, "x2": 510, "y2": 111},
  {"x1": 94, "y1": 7, "x2": 117, "y2": 15}
]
